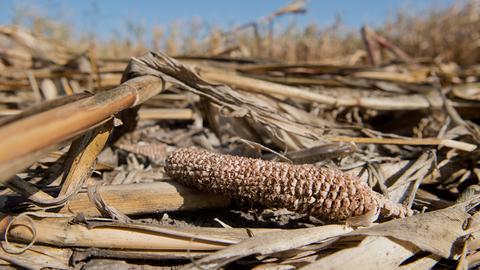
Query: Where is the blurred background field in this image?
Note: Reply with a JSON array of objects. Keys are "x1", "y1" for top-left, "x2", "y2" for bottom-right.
[{"x1": 1, "y1": 0, "x2": 478, "y2": 65}]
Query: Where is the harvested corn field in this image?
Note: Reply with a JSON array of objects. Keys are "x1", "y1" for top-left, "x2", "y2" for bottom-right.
[{"x1": 0, "y1": 0, "x2": 480, "y2": 269}]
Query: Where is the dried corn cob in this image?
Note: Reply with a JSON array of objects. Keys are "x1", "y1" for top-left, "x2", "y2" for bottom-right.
[{"x1": 165, "y1": 147, "x2": 413, "y2": 221}]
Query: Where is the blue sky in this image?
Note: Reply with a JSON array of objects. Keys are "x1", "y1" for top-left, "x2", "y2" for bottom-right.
[{"x1": 0, "y1": 0, "x2": 454, "y2": 39}]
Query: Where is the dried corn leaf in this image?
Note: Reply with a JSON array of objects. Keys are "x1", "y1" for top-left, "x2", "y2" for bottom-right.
[
  {"x1": 349, "y1": 200, "x2": 475, "y2": 258},
  {"x1": 300, "y1": 236, "x2": 418, "y2": 270},
  {"x1": 182, "y1": 225, "x2": 353, "y2": 270},
  {"x1": 125, "y1": 52, "x2": 334, "y2": 150}
]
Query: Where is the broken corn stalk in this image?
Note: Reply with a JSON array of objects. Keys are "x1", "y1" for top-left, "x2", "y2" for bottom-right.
[{"x1": 165, "y1": 148, "x2": 413, "y2": 221}]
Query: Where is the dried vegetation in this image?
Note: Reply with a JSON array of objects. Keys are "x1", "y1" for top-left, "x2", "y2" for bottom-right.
[{"x1": 0, "y1": 0, "x2": 480, "y2": 269}]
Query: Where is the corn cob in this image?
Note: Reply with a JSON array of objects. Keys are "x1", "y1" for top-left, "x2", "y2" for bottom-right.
[{"x1": 165, "y1": 147, "x2": 412, "y2": 221}]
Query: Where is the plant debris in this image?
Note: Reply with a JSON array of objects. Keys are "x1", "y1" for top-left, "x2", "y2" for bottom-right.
[{"x1": 1, "y1": 1, "x2": 480, "y2": 269}]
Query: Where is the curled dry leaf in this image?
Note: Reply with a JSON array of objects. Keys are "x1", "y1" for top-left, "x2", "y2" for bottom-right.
[{"x1": 125, "y1": 51, "x2": 339, "y2": 150}]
